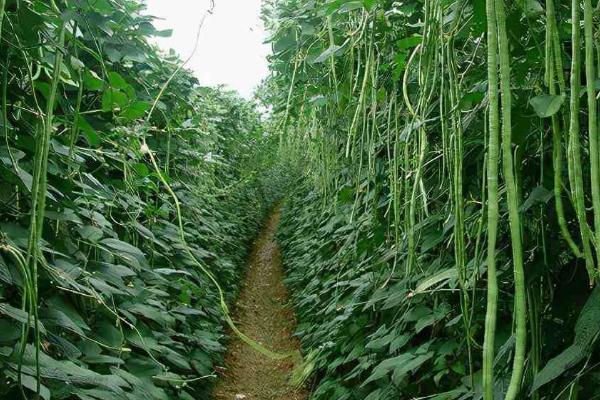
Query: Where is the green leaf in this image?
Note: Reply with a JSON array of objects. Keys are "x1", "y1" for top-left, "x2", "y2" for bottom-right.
[
  {"x1": 47, "y1": 297, "x2": 90, "y2": 333},
  {"x1": 0, "y1": 319, "x2": 21, "y2": 342},
  {"x1": 43, "y1": 308, "x2": 87, "y2": 336},
  {"x1": 4, "y1": 372, "x2": 51, "y2": 400},
  {"x1": 154, "y1": 29, "x2": 173, "y2": 37},
  {"x1": 84, "y1": 70, "x2": 104, "y2": 91},
  {"x1": 14, "y1": 344, "x2": 129, "y2": 391},
  {"x1": 122, "y1": 45, "x2": 148, "y2": 63},
  {"x1": 531, "y1": 345, "x2": 585, "y2": 393},
  {"x1": 414, "y1": 268, "x2": 458, "y2": 295},
  {"x1": 0, "y1": 303, "x2": 46, "y2": 333},
  {"x1": 392, "y1": 52, "x2": 407, "y2": 81},
  {"x1": 77, "y1": 225, "x2": 104, "y2": 242},
  {"x1": 520, "y1": 186, "x2": 553, "y2": 212},
  {"x1": 310, "y1": 95, "x2": 327, "y2": 107},
  {"x1": 338, "y1": 1, "x2": 363, "y2": 13},
  {"x1": 88, "y1": 0, "x2": 113, "y2": 15},
  {"x1": 391, "y1": 352, "x2": 434, "y2": 385},
  {"x1": 105, "y1": 46, "x2": 122, "y2": 63},
  {"x1": 70, "y1": 56, "x2": 85, "y2": 71},
  {"x1": 154, "y1": 268, "x2": 192, "y2": 276},
  {"x1": 459, "y1": 91, "x2": 485, "y2": 110},
  {"x1": 522, "y1": 0, "x2": 543, "y2": 17},
  {"x1": 120, "y1": 101, "x2": 149, "y2": 121},
  {"x1": 529, "y1": 94, "x2": 564, "y2": 118},
  {"x1": 364, "y1": 389, "x2": 382, "y2": 400},
  {"x1": 100, "y1": 238, "x2": 145, "y2": 258},
  {"x1": 76, "y1": 115, "x2": 100, "y2": 146},
  {"x1": 273, "y1": 33, "x2": 296, "y2": 54},
  {"x1": 532, "y1": 287, "x2": 600, "y2": 392},
  {"x1": 108, "y1": 72, "x2": 129, "y2": 90},
  {"x1": 362, "y1": 0, "x2": 376, "y2": 10},
  {"x1": 94, "y1": 319, "x2": 125, "y2": 348},
  {"x1": 397, "y1": 35, "x2": 422, "y2": 50},
  {"x1": 363, "y1": 353, "x2": 413, "y2": 385},
  {"x1": 102, "y1": 89, "x2": 128, "y2": 112}
]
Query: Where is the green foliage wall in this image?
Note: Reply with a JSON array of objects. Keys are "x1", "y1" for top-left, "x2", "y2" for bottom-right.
[
  {"x1": 264, "y1": 0, "x2": 600, "y2": 398},
  {"x1": 0, "y1": 1, "x2": 270, "y2": 399}
]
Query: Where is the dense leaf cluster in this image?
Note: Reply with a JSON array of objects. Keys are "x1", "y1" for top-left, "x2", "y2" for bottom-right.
[
  {"x1": 0, "y1": 1, "x2": 270, "y2": 399},
  {"x1": 264, "y1": 0, "x2": 600, "y2": 399}
]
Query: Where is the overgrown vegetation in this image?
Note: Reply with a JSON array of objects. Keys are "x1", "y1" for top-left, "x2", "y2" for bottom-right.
[
  {"x1": 5, "y1": 0, "x2": 600, "y2": 399},
  {"x1": 0, "y1": 1, "x2": 274, "y2": 399},
  {"x1": 264, "y1": 0, "x2": 600, "y2": 398}
]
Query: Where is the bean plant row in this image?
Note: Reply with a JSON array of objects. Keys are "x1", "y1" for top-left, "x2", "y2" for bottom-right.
[
  {"x1": 0, "y1": 1, "x2": 276, "y2": 399},
  {"x1": 264, "y1": 0, "x2": 600, "y2": 398}
]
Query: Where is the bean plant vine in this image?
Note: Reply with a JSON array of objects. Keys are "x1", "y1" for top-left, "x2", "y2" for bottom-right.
[
  {"x1": 263, "y1": 0, "x2": 600, "y2": 399},
  {"x1": 4, "y1": 0, "x2": 600, "y2": 399},
  {"x1": 0, "y1": 0, "x2": 280, "y2": 398}
]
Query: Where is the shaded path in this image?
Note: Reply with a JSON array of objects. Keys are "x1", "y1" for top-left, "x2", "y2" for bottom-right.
[{"x1": 213, "y1": 208, "x2": 308, "y2": 400}]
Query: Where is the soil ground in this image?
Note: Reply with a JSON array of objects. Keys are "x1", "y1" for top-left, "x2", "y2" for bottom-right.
[{"x1": 212, "y1": 208, "x2": 309, "y2": 400}]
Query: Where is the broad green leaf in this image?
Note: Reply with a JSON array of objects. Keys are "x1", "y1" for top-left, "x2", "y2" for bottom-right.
[
  {"x1": 77, "y1": 225, "x2": 104, "y2": 242},
  {"x1": 105, "y1": 46, "x2": 122, "y2": 63},
  {"x1": 529, "y1": 94, "x2": 564, "y2": 118},
  {"x1": 414, "y1": 268, "x2": 458, "y2": 295},
  {"x1": 364, "y1": 390, "x2": 382, "y2": 400},
  {"x1": 100, "y1": 238, "x2": 145, "y2": 258},
  {"x1": 3, "y1": 372, "x2": 51, "y2": 400},
  {"x1": 0, "y1": 303, "x2": 46, "y2": 333},
  {"x1": 363, "y1": 353, "x2": 413, "y2": 385},
  {"x1": 102, "y1": 89, "x2": 128, "y2": 112},
  {"x1": 154, "y1": 29, "x2": 173, "y2": 37},
  {"x1": 108, "y1": 72, "x2": 129, "y2": 90},
  {"x1": 122, "y1": 45, "x2": 148, "y2": 63},
  {"x1": 120, "y1": 101, "x2": 149, "y2": 121},
  {"x1": 397, "y1": 35, "x2": 422, "y2": 50},
  {"x1": 14, "y1": 344, "x2": 129, "y2": 391},
  {"x1": 0, "y1": 319, "x2": 21, "y2": 342},
  {"x1": 522, "y1": 0, "x2": 543, "y2": 17},
  {"x1": 94, "y1": 319, "x2": 125, "y2": 348},
  {"x1": 520, "y1": 186, "x2": 553, "y2": 212},
  {"x1": 362, "y1": 0, "x2": 376, "y2": 10},
  {"x1": 88, "y1": 0, "x2": 113, "y2": 14},
  {"x1": 338, "y1": 1, "x2": 363, "y2": 13},
  {"x1": 84, "y1": 69, "x2": 104, "y2": 91},
  {"x1": 154, "y1": 268, "x2": 192, "y2": 276},
  {"x1": 391, "y1": 352, "x2": 434, "y2": 385},
  {"x1": 70, "y1": 56, "x2": 85, "y2": 71},
  {"x1": 76, "y1": 115, "x2": 100, "y2": 146},
  {"x1": 532, "y1": 287, "x2": 600, "y2": 392},
  {"x1": 459, "y1": 91, "x2": 485, "y2": 110},
  {"x1": 43, "y1": 309, "x2": 87, "y2": 336}
]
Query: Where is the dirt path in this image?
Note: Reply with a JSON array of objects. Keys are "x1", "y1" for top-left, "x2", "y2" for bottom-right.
[{"x1": 213, "y1": 208, "x2": 309, "y2": 400}]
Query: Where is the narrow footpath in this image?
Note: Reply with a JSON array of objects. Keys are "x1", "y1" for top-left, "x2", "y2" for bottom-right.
[{"x1": 213, "y1": 208, "x2": 309, "y2": 400}]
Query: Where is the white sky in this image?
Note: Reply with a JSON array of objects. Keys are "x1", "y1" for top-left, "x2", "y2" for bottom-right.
[{"x1": 143, "y1": 0, "x2": 271, "y2": 98}]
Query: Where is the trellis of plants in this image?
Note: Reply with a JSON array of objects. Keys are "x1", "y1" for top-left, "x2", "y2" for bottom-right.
[
  {"x1": 262, "y1": 0, "x2": 600, "y2": 399},
  {"x1": 0, "y1": 1, "x2": 272, "y2": 399}
]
